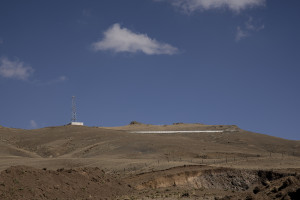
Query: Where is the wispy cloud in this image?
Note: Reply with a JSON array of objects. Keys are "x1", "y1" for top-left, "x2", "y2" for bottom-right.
[
  {"x1": 77, "y1": 9, "x2": 92, "y2": 25},
  {"x1": 160, "y1": 0, "x2": 266, "y2": 13},
  {"x1": 82, "y1": 9, "x2": 92, "y2": 17},
  {"x1": 235, "y1": 17, "x2": 264, "y2": 41},
  {"x1": 32, "y1": 75, "x2": 68, "y2": 86},
  {"x1": 92, "y1": 23, "x2": 178, "y2": 55},
  {"x1": 0, "y1": 57, "x2": 34, "y2": 80},
  {"x1": 245, "y1": 17, "x2": 265, "y2": 31},
  {"x1": 0, "y1": 39, "x2": 3, "y2": 44},
  {"x1": 46, "y1": 75, "x2": 68, "y2": 85},
  {"x1": 235, "y1": 26, "x2": 249, "y2": 41},
  {"x1": 30, "y1": 120, "x2": 38, "y2": 129}
]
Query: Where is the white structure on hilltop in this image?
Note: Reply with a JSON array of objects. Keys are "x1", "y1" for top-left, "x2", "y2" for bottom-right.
[
  {"x1": 69, "y1": 96, "x2": 84, "y2": 126},
  {"x1": 70, "y1": 122, "x2": 84, "y2": 126}
]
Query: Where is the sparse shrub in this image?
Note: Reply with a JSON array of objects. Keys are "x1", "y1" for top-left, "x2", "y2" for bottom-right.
[
  {"x1": 129, "y1": 121, "x2": 142, "y2": 125},
  {"x1": 271, "y1": 187, "x2": 278, "y2": 193},
  {"x1": 13, "y1": 179, "x2": 19, "y2": 184},
  {"x1": 253, "y1": 186, "x2": 260, "y2": 194},
  {"x1": 181, "y1": 192, "x2": 189, "y2": 197},
  {"x1": 275, "y1": 192, "x2": 283, "y2": 198},
  {"x1": 245, "y1": 195, "x2": 253, "y2": 200},
  {"x1": 288, "y1": 188, "x2": 300, "y2": 200}
]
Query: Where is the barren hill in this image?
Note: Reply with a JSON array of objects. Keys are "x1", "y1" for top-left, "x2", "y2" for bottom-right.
[
  {"x1": 0, "y1": 123, "x2": 300, "y2": 170},
  {"x1": 0, "y1": 123, "x2": 299, "y2": 199}
]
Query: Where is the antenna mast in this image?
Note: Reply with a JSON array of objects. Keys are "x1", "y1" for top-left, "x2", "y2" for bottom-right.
[
  {"x1": 71, "y1": 96, "x2": 77, "y2": 122},
  {"x1": 69, "y1": 96, "x2": 83, "y2": 126}
]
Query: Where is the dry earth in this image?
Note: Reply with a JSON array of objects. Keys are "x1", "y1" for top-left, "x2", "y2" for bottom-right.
[{"x1": 0, "y1": 122, "x2": 299, "y2": 199}]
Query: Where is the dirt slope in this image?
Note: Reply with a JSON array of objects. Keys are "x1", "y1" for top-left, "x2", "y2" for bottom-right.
[
  {"x1": 0, "y1": 165, "x2": 133, "y2": 200},
  {"x1": 0, "y1": 165, "x2": 299, "y2": 200}
]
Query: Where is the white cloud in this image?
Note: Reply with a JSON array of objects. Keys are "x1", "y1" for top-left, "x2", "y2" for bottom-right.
[
  {"x1": 245, "y1": 17, "x2": 265, "y2": 31},
  {"x1": 30, "y1": 120, "x2": 38, "y2": 129},
  {"x1": 46, "y1": 75, "x2": 68, "y2": 85},
  {"x1": 164, "y1": 0, "x2": 266, "y2": 13},
  {"x1": 92, "y1": 23, "x2": 178, "y2": 55},
  {"x1": 0, "y1": 57, "x2": 34, "y2": 80},
  {"x1": 235, "y1": 17, "x2": 264, "y2": 41},
  {"x1": 58, "y1": 76, "x2": 67, "y2": 81},
  {"x1": 235, "y1": 26, "x2": 249, "y2": 41}
]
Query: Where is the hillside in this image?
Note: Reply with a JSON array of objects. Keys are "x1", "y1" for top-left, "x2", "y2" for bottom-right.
[
  {"x1": 0, "y1": 123, "x2": 299, "y2": 170},
  {"x1": 0, "y1": 123, "x2": 299, "y2": 199}
]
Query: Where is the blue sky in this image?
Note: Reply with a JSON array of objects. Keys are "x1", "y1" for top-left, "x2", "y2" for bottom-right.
[{"x1": 0, "y1": 0, "x2": 299, "y2": 140}]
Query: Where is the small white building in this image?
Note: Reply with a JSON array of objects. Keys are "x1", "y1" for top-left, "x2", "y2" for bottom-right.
[{"x1": 69, "y1": 122, "x2": 84, "y2": 126}]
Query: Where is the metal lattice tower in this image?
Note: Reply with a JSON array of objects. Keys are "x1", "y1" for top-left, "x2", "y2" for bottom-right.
[{"x1": 71, "y1": 96, "x2": 77, "y2": 122}]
